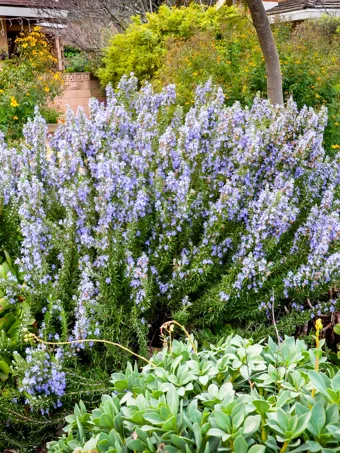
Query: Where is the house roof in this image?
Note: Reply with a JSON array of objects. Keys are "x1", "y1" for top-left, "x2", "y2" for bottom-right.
[
  {"x1": 267, "y1": 0, "x2": 340, "y2": 15},
  {"x1": 0, "y1": 0, "x2": 62, "y2": 7},
  {"x1": 0, "y1": 0, "x2": 68, "y2": 20}
]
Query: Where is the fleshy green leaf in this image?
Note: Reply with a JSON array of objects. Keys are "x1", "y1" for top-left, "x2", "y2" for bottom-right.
[
  {"x1": 167, "y1": 383, "x2": 179, "y2": 416},
  {"x1": 234, "y1": 436, "x2": 248, "y2": 453}
]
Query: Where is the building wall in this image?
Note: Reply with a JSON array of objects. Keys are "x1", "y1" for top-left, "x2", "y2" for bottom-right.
[{"x1": 53, "y1": 72, "x2": 105, "y2": 117}]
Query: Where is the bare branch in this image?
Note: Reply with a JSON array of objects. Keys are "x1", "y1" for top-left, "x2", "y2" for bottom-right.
[{"x1": 39, "y1": 1, "x2": 220, "y2": 52}]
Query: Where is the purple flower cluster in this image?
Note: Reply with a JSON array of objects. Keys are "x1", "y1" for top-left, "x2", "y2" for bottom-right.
[
  {"x1": 286, "y1": 185, "x2": 340, "y2": 294},
  {"x1": 0, "y1": 133, "x2": 20, "y2": 205},
  {"x1": 125, "y1": 252, "x2": 150, "y2": 308},
  {"x1": 17, "y1": 346, "x2": 66, "y2": 406},
  {"x1": 309, "y1": 298, "x2": 338, "y2": 318}
]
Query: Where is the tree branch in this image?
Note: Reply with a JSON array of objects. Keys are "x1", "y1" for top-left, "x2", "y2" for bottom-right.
[{"x1": 244, "y1": 0, "x2": 283, "y2": 105}]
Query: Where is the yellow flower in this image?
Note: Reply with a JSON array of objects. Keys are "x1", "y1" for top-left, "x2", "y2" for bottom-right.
[
  {"x1": 10, "y1": 96, "x2": 19, "y2": 107},
  {"x1": 315, "y1": 319, "x2": 323, "y2": 331},
  {"x1": 335, "y1": 122, "x2": 339, "y2": 126},
  {"x1": 22, "y1": 43, "x2": 28, "y2": 48},
  {"x1": 332, "y1": 144, "x2": 340, "y2": 149},
  {"x1": 0, "y1": 89, "x2": 4, "y2": 94},
  {"x1": 13, "y1": 116, "x2": 18, "y2": 120},
  {"x1": 44, "y1": 86, "x2": 50, "y2": 93},
  {"x1": 26, "y1": 92, "x2": 30, "y2": 96}
]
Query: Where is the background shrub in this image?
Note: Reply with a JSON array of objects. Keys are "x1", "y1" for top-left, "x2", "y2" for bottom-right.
[
  {"x1": 0, "y1": 27, "x2": 63, "y2": 140},
  {"x1": 64, "y1": 45, "x2": 100, "y2": 74},
  {"x1": 98, "y1": 4, "x2": 239, "y2": 87}
]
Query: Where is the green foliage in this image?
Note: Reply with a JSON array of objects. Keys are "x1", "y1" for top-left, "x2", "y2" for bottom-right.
[
  {"x1": 64, "y1": 44, "x2": 102, "y2": 77},
  {"x1": 48, "y1": 334, "x2": 340, "y2": 453},
  {"x1": 0, "y1": 251, "x2": 34, "y2": 382},
  {"x1": 65, "y1": 52, "x2": 92, "y2": 73},
  {"x1": 98, "y1": 4, "x2": 240, "y2": 87},
  {"x1": 40, "y1": 106, "x2": 61, "y2": 124},
  {"x1": 0, "y1": 202, "x2": 21, "y2": 259},
  {"x1": 333, "y1": 324, "x2": 340, "y2": 359},
  {"x1": 63, "y1": 45, "x2": 82, "y2": 59}
]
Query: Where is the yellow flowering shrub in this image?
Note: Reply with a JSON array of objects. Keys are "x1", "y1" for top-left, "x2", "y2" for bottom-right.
[
  {"x1": 0, "y1": 27, "x2": 63, "y2": 140},
  {"x1": 155, "y1": 17, "x2": 340, "y2": 152},
  {"x1": 98, "y1": 4, "x2": 240, "y2": 87}
]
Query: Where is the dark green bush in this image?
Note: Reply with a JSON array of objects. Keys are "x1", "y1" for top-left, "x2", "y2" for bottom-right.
[{"x1": 64, "y1": 45, "x2": 103, "y2": 75}]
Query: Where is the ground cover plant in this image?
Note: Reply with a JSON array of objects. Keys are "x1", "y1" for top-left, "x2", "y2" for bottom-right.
[
  {"x1": 48, "y1": 324, "x2": 340, "y2": 453},
  {"x1": 99, "y1": 5, "x2": 340, "y2": 151},
  {"x1": 0, "y1": 77, "x2": 340, "y2": 449}
]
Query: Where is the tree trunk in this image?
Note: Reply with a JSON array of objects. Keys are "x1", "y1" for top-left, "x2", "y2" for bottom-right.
[{"x1": 244, "y1": 0, "x2": 283, "y2": 105}]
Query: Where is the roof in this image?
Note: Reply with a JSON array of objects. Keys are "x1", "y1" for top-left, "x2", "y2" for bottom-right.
[
  {"x1": 0, "y1": 0, "x2": 62, "y2": 7},
  {"x1": 0, "y1": 1, "x2": 68, "y2": 19},
  {"x1": 267, "y1": 0, "x2": 340, "y2": 15}
]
